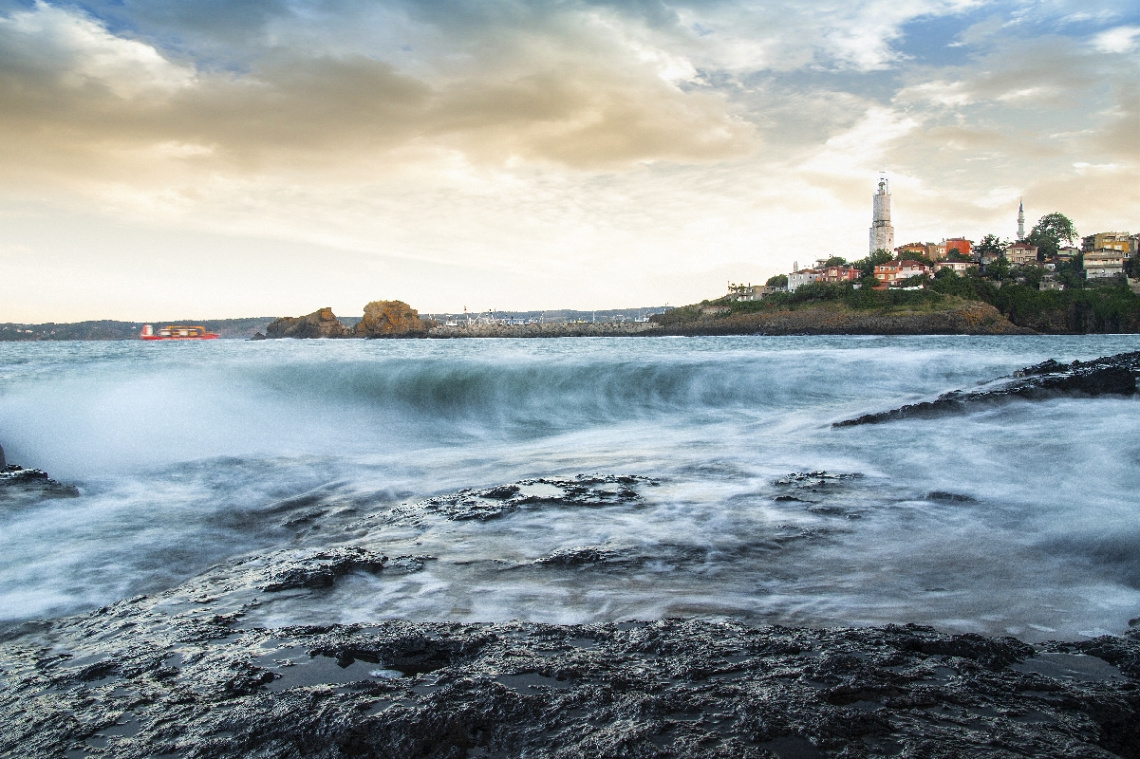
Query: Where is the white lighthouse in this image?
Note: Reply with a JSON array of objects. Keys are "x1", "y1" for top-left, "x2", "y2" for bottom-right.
[{"x1": 869, "y1": 174, "x2": 895, "y2": 254}]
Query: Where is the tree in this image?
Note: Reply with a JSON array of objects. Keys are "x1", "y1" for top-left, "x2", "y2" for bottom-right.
[
  {"x1": 1026, "y1": 213, "x2": 1077, "y2": 260},
  {"x1": 974, "y1": 234, "x2": 1005, "y2": 261},
  {"x1": 1125, "y1": 254, "x2": 1139, "y2": 279},
  {"x1": 854, "y1": 249, "x2": 894, "y2": 278},
  {"x1": 766, "y1": 273, "x2": 788, "y2": 289},
  {"x1": 823, "y1": 256, "x2": 847, "y2": 267},
  {"x1": 985, "y1": 257, "x2": 1010, "y2": 281},
  {"x1": 1018, "y1": 265, "x2": 1045, "y2": 289}
]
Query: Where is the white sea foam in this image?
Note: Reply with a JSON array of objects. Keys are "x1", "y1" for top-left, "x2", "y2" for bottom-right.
[{"x1": 0, "y1": 335, "x2": 1138, "y2": 639}]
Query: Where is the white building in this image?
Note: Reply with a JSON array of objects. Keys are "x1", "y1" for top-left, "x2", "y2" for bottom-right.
[
  {"x1": 869, "y1": 175, "x2": 895, "y2": 254},
  {"x1": 1084, "y1": 250, "x2": 1126, "y2": 279},
  {"x1": 788, "y1": 268, "x2": 822, "y2": 293}
]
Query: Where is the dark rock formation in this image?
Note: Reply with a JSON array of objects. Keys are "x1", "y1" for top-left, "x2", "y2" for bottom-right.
[
  {"x1": 410, "y1": 475, "x2": 655, "y2": 522},
  {"x1": 0, "y1": 445, "x2": 79, "y2": 500},
  {"x1": 836, "y1": 351, "x2": 1139, "y2": 427},
  {"x1": 265, "y1": 307, "x2": 350, "y2": 339},
  {"x1": 261, "y1": 547, "x2": 389, "y2": 592},
  {"x1": 355, "y1": 300, "x2": 429, "y2": 338},
  {"x1": 2, "y1": 595, "x2": 1136, "y2": 759}
]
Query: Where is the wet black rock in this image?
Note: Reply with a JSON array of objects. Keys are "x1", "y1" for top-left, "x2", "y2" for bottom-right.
[
  {"x1": 2, "y1": 594, "x2": 1137, "y2": 759},
  {"x1": 533, "y1": 546, "x2": 625, "y2": 567},
  {"x1": 927, "y1": 491, "x2": 978, "y2": 503},
  {"x1": 261, "y1": 547, "x2": 389, "y2": 592},
  {"x1": 835, "y1": 351, "x2": 1140, "y2": 427},
  {"x1": 412, "y1": 474, "x2": 656, "y2": 522},
  {"x1": 0, "y1": 463, "x2": 80, "y2": 500}
]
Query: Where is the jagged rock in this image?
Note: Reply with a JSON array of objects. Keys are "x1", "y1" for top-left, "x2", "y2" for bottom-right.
[
  {"x1": 835, "y1": 351, "x2": 1140, "y2": 427},
  {"x1": 533, "y1": 546, "x2": 625, "y2": 567},
  {"x1": 2, "y1": 601, "x2": 1136, "y2": 759},
  {"x1": 260, "y1": 547, "x2": 389, "y2": 592},
  {"x1": 0, "y1": 464, "x2": 79, "y2": 500},
  {"x1": 410, "y1": 475, "x2": 655, "y2": 522},
  {"x1": 264, "y1": 307, "x2": 350, "y2": 339},
  {"x1": 354, "y1": 300, "x2": 429, "y2": 338}
]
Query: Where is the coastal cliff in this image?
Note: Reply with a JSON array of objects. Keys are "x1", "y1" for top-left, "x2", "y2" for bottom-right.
[{"x1": 651, "y1": 298, "x2": 1025, "y2": 336}]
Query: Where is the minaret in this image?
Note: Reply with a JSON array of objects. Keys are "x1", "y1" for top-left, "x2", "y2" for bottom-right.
[
  {"x1": 1017, "y1": 199, "x2": 1025, "y2": 240},
  {"x1": 869, "y1": 174, "x2": 895, "y2": 254}
]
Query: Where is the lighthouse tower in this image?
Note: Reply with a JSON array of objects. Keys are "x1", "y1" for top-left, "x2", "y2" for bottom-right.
[
  {"x1": 869, "y1": 174, "x2": 895, "y2": 254},
  {"x1": 1017, "y1": 199, "x2": 1025, "y2": 240}
]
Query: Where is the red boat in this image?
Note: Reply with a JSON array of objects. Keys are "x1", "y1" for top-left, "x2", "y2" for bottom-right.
[{"x1": 140, "y1": 324, "x2": 220, "y2": 340}]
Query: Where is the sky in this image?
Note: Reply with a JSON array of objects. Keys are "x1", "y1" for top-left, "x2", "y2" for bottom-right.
[{"x1": 0, "y1": 0, "x2": 1137, "y2": 321}]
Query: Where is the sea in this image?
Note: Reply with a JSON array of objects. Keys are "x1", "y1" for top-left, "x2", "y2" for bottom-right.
[{"x1": 1, "y1": 335, "x2": 1138, "y2": 642}]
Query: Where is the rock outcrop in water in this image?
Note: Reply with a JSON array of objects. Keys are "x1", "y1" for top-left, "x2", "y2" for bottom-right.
[
  {"x1": 265, "y1": 307, "x2": 350, "y2": 339},
  {"x1": 354, "y1": 300, "x2": 430, "y2": 338},
  {"x1": 0, "y1": 444, "x2": 79, "y2": 500},
  {"x1": 835, "y1": 351, "x2": 1140, "y2": 427}
]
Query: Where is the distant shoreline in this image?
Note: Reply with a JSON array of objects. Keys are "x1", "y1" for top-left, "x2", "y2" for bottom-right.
[{"x1": 5, "y1": 295, "x2": 1140, "y2": 340}]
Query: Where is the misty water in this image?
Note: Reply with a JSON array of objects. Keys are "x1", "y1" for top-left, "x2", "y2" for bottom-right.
[{"x1": 1, "y1": 335, "x2": 1138, "y2": 641}]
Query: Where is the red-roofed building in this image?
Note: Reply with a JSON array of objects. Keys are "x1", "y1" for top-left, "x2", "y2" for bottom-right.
[{"x1": 874, "y1": 260, "x2": 931, "y2": 289}]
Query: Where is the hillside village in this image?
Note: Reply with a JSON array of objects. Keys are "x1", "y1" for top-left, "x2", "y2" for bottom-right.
[{"x1": 728, "y1": 177, "x2": 1139, "y2": 302}]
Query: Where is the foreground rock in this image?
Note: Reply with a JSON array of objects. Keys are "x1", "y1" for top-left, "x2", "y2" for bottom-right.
[
  {"x1": 265, "y1": 308, "x2": 351, "y2": 339},
  {"x1": 355, "y1": 300, "x2": 430, "y2": 338},
  {"x1": 836, "y1": 351, "x2": 1139, "y2": 427},
  {"x1": 2, "y1": 598, "x2": 1136, "y2": 759}
]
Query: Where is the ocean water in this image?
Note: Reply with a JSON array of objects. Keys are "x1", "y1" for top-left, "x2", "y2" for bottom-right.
[{"x1": 1, "y1": 335, "x2": 1138, "y2": 641}]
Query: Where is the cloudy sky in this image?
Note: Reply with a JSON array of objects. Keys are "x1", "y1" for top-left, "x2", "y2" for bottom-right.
[{"x1": 1, "y1": 0, "x2": 1136, "y2": 320}]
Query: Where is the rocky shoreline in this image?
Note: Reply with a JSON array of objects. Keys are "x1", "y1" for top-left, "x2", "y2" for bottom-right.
[{"x1": 3, "y1": 595, "x2": 1137, "y2": 759}]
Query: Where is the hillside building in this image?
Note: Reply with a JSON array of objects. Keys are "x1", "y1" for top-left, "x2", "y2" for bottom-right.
[
  {"x1": 934, "y1": 260, "x2": 977, "y2": 275},
  {"x1": 874, "y1": 260, "x2": 929, "y2": 289},
  {"x1": 897, "y1": 242, "x2": 937, "y2": 260},
  {"x1": 727, "y1": 283, "x2": 776, "y2": 301},
  {"x1": 1084, "y1": 250, "x2": 1127, "y2": 279},
  {"x1": 1006, "y1": 242, "x2": 1039, "y2": 266},
  {"x1": 941, "y1": 238, "x2": 973, "y2": 259},
  {"x1": 1082, "y1": 232, "x2": 1131, "y2": 253},
  {"x1": 869, "y1": 175, "x2": 895, "y2": 254}
]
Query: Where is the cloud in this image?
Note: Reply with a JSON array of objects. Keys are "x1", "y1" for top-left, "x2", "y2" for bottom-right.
[
  {"x1": 0, "y1": 1, "x2": 194, "y2": 97},
  {"x1": 1093, "y1": 25, "x2": 1140, "y2": 53},
  {"x1": 0, "y1": 1, "x2": 756, "y2": 185},
  {"x1": 0, "y1": 0, "x2": 1136, "y2": 319}
]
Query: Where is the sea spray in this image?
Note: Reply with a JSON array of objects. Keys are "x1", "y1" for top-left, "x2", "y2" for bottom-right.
[{"x1": 0, "y1": 334, "x2": 1138, "y2": 639}]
